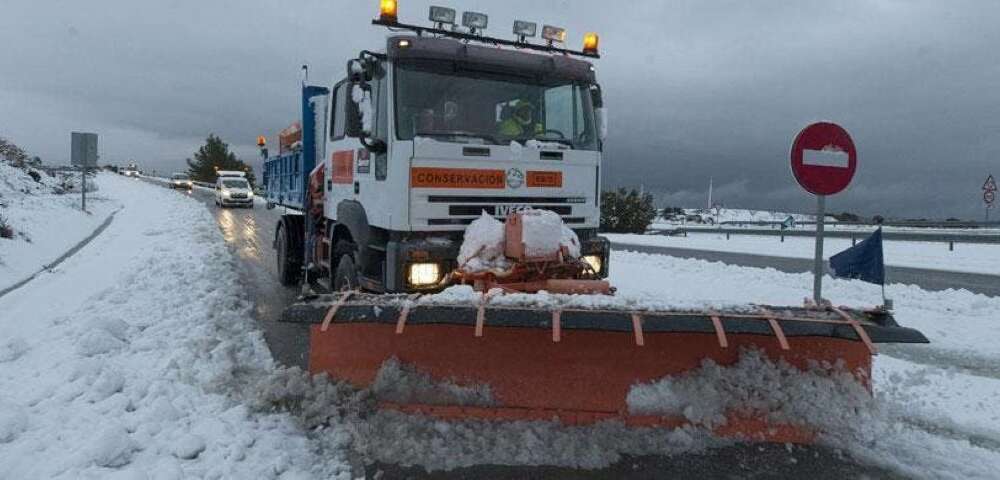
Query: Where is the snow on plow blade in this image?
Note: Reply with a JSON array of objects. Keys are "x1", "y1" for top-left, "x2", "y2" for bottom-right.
[{"x1": 281, "y1": 292, "x2": 928, "y2": 443}]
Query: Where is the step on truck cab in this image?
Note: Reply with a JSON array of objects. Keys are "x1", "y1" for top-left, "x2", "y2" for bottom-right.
[{"x1": 264, "y1": 2, "x2": 610, "y2": 293}]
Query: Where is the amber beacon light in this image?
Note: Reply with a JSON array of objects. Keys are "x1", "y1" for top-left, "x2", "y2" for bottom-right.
[
  {"x1": 379, "y1": 0, "x2": 398, "y2": 23},
  {"x1": 583, "y1": 32, "x2": 599, "y2": 55}
]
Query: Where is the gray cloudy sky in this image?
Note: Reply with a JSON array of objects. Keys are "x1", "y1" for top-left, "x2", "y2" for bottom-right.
[{"x1": 2, "y1": 0, "x2": 998, "y2": 218}]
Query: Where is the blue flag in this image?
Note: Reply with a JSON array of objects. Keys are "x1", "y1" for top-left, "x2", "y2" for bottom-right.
[{"x1": 829, "y1": 228, "x2": 885, "y2": 285}]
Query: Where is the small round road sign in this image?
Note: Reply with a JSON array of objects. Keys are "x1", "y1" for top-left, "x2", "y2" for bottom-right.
[
  {"x1": 790, "y1": 122, "x2": 857, "y2": 196},
  {"x1": 986, "y1": 190, "x2": 996, "y2": 205}
]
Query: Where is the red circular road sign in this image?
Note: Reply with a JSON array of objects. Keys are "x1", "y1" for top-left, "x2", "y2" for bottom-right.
[
  {"x1": 986, "y1": 190, "x2": 996, "y2": 205},
  {"x1": 790, "y1": 122, "x2": 857, "y2": 196}
]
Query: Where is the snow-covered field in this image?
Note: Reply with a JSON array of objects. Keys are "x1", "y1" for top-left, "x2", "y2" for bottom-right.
[
  {"x1": 0, "y1": 162, "x2": 120, "y2": 292},
  {"x1": 2, "y1": 176, "x2": 1000, "y2": 479},
  {"x1": 607, "y1": 231, "x2": 1000, "y2": 275}
]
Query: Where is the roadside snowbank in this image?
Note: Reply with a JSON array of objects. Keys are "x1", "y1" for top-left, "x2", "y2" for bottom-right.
[
  {"x1": 607, "y1": 232, "x2": 1000, "y2": 275},
  {"x1": 0, "y1": 165, "x2": 119, "y2": 292},
  {"x1": 0, "y1": 174, "x2": 352, "y2": 479}
]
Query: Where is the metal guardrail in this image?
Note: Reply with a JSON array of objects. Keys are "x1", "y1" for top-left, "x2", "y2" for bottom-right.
[
  {"x1": 715, "y1": 219, "x2": 1000, "y2": 229},
  {"x1": 648, "y1": 227, "x2": 1000, "y2": 245}
]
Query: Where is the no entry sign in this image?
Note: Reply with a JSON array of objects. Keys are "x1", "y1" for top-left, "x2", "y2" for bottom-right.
[{"x1": 790, "y1": 122, "x2": 857, "y2": 196}]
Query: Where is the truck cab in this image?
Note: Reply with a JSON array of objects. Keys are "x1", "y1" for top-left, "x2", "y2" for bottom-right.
[{"x1": 267, "y1": 5, "x2": 609, "y2": 293}]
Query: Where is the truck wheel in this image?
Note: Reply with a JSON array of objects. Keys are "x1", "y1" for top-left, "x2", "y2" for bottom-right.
[
  {"x1": 276, "y1": 222, "x2": 301, "y2": 286},
  {"x1": 332, "y1": 241, "x2": 358, "y2": 291},
  {"x1": 333, "y1": 255, "x2": 358, "y2": 291}
]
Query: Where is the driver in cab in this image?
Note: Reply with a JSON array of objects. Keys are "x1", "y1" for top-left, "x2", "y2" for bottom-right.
[{"x1": 498, "y1": 100, "x2": 543, "y2": 139}]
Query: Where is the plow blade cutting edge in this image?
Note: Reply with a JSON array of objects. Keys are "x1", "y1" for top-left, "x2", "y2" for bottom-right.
[{"x1": 281, "y1": 292, "x2": 928, "y2": 443}]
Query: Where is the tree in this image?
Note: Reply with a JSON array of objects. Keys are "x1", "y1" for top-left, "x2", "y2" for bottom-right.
[
  {"x1": 186, "y1": 134, "x2": 256, "y2": 185},
  {"x1": 600, "y1": 188, "x2": 657, "y2": 234},
  {"x1": 0, "y1": 136, "x2": 28, "y2": 167}
]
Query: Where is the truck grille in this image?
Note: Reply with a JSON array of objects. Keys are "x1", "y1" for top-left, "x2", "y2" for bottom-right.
[
  {"x1": 231, "y1": 193, "x2": 248, "y2": 199},
  {"x1": 422, "y1": 195, "x2": 588, "y2": 227},
  {"x1": 429, "y1": 217, "x2": 586, "y2": 226}
]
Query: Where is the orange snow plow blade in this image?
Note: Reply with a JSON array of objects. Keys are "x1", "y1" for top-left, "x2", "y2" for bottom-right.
[{"x1": 282, "y1": 293, "x2": 927, "y2": 443}]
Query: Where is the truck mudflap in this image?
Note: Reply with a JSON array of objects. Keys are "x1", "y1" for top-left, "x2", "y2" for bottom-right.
[{"x1": 281, "y1": 292, "x2": 928, "y2": 443}]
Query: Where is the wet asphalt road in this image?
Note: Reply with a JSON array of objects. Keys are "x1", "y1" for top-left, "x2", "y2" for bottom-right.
[
  {"x1": 160, "y1": 182, "x2": 906, "y2": 479},
  {"x1": 612, "y1": 242, "x2": 1000, "y2": 297}
]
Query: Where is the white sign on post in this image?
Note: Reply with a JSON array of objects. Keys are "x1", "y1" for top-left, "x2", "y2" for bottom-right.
[{"x1": 71, "y1": 132, "x2": 98, "y2": 212}]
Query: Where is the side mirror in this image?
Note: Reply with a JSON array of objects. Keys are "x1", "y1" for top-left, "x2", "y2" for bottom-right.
[
  {"x1": 344, "y1": 82, "x2": 364, "y2": 138},
  {"x1": 595, "y1": 107, "x2": 608, "y2": 142},
  {"x1": 589, "y1": 84, "x2": 607, "y2": 142}
]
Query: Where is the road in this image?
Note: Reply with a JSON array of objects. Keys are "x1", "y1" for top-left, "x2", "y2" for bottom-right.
[
  {"x1": 613, "y1": 242, "x2": 1000, "y2": 297},
  {"x1": 159, "y1": 181, "x2": 908, "y2": 479}
]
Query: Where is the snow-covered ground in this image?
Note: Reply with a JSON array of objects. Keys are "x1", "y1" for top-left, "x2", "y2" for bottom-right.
[
  {"x1": 3, "y1": 176, "x2": 1000, "y2": 479},
  {"x1": 0, "y1": 162, "x2": 120, "y2": 292},
  {"x1": 607, "y1": 232, "x2": 1000, "y2": 275},
  {"x1": 0, "y1": 174, "x2": 352, "y2": 479}
]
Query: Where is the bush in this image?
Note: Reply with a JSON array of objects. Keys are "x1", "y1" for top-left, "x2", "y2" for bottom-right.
[
  {"x1": 660, "y1": 206, "x2": 684, "y2": 220},
  {"x1": 600, "y1": 188, "x2": 657, "y2": 234},
  {"x1": 0, "y1": 214, "x2": 12, "y2": 239}
]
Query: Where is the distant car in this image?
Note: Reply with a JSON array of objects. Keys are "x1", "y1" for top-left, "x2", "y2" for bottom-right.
[
  {"x1": 122, "y1": 168, "x2": 139, "y2": 177},
  {"x1": 215, "y1": 175, "x2": 254, "y2": 208},
  {"x1": 169, "y1": 173, "x2": 193, "y2": 189}
]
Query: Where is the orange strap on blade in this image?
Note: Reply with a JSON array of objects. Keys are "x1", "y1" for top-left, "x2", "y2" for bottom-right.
[
  {"x1": 320, "y1": 290, "x2": 355, "y2": 332},
  {"x1": 759, "y1": 308, "x2": 790, "y2": 351},
  {"x1": 474, "y1": 290, "x2": 496, "y2": 338},
  {"x1": 709, "y1": 312, "x2": 729, "y2": 348},
  {"x1": 631, "y1": 313, "x2": 645, "y2": 346},
  {"x1": 395, "y1": 294, "x2": 421, "y2": 334},
  {"x1": 552, "y1": 310, "x2": 562, "y2": 343},
  {"x1": 830, "y1": 305, "x2": 878, "y2": 355}
]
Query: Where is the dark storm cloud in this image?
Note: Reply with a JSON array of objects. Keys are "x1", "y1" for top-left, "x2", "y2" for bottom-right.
[{"x1": 2, "y1": 0, "x2": 998, "y2": 218}]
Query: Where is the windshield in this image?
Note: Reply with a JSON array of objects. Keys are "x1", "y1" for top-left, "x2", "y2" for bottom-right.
[
  {"x1": 172, "y1": 174, "x2": 189, "y2": 180},
  {"x1": 394, "y1": 63, "x2": 598, "y2": 150},
  {"x1": 222, "y1": 179, "x2": 248, "y2": 189}
]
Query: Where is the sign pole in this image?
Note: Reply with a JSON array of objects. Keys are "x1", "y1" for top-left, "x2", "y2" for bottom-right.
[
  {"x1": 813, "y1": 194, "x2": 825, "y2": 304},
  {"x1": 81, "y1": 166, "x2": 87, "y2": 212}
]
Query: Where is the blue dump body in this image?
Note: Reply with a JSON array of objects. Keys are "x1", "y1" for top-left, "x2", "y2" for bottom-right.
[{"x1": 262, "y1": 85, "x2": 329, "y2": 210}]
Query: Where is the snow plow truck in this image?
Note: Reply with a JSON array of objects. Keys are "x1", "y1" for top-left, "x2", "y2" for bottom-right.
[{"x1": 262, "y1": 2, "x2": 929, "y2": 443}]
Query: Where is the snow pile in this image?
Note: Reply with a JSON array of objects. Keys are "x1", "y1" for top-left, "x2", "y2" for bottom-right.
[
  {"x1": 457, "y1": 209, "x2": 581, "y2": 273},
  {"x1": 457, "y1": 212, "x2": 511, "y2": 272},
  {"x1": 524, "y1": 139, "x2": 569, "y2": 150},
  {"x1": 0, "y1": 175, "x2": 354, "y2": 479},
  {"x1": 520, "y1": 209, "x2": 563, "y2": 257},
  {"x1": 372, "y1": 357, "x2": 494, "y2": 407},
  {"x1": 627, "y1": 349, "x2": 873, "y2": 430},
  {"x1": 347, "y1": 411, "x2": 722, "y2": 471}
]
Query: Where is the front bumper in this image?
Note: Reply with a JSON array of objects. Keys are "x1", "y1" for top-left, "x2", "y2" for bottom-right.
[
  {"x1": 383, "y1": 234, "x2": 611, "y2": 293},
  {"x1": 220, "y1": 197, "x2": 253, "y2": 206}
]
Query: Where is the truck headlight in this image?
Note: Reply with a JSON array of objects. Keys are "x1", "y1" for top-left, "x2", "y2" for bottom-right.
[
  {"x1": 222, "y1": 190, "x2": 230, "y2": 198},
  {"x1": 408, "y1": 263, "x2": 440, "y2": 286},
  {"x1": 583, "y1": 255, "x2": 602, "y2": 274}
]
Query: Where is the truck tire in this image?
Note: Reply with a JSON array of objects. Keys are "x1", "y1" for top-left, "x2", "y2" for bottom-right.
[
  {"x1": 332, "y1": 240, "x2": 358, "y2": 291},
  {"x1": 276, "y1": 218, "x2": 303, "y2": 286}
]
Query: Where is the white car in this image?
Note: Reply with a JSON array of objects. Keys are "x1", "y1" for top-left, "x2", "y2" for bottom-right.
[
  {"x1": 215, "y1": 176, "x2": 254, "y2": 208},
  {"x1": 169, "y1": 173, "x2": 193, "y2": 189}
]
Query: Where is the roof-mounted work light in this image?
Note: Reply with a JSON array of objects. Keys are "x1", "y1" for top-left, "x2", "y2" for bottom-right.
[
  {"x1": 462, "y1": 11, "x2": 488, "y2": 34},
  {"x1": 379, "y1": 0, "x2": 398, "y2": 24},
  {"x1": 513, "y1": 20, "x2": 537, "y2": 42},
  {"x1": 429, "y1": 6, "x2": 456, "y2": 27},
  {"x1": 541, "y1": 25, "x2": 566, "y2": 45},
  {"x1": 583, "y1": 32, "x2": 599, "y2": 55}
]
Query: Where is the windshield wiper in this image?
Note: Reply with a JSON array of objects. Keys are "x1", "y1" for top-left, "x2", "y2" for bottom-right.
[{"x1": 416, "y1": 131, "x2": 501, "y2": 145}]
